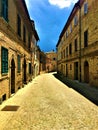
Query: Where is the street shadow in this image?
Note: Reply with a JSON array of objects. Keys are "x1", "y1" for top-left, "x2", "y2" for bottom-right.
[{"x1": 53, "y1": 73, "x2": 98, "y2": 106}]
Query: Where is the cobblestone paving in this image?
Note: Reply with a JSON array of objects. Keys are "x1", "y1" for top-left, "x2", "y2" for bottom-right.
[{"x1": 0, "y1": 73, "x2": 98, "y2": 130}]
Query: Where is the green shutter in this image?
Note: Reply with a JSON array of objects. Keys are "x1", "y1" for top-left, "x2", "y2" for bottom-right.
[
  {"x1": 1, "y1": 47, "x2": 8, "y2": 73},
  {"x1": 2, "y1": 0, "x2": 8, "y2": 22}
]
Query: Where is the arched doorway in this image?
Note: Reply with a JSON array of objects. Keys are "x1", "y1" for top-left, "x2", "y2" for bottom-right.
[
  {"x1": 11, "y1": 59, "x2": 15, "y2": 94},
  {"x1": 23, "y1": 58, "x2": 26, "y2": 84},
  {"x1": 84, "y1": 61, "x2": 89, "y2": 83}
]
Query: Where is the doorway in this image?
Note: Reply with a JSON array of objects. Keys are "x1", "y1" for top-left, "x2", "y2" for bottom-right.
[
  {"x1": 74, "y1": 62, "x2": 78, "y2": 80},
  {"x1": 66, "y1": 64, "x2": 68, "y2": 77},
  {"x1": 84, "y1": 61, "x2": 89, "y2": 83},
  {"x1": 11, "y1": 59, "x2": 15, "y2": 94},
  {"x1": 23, "y1": 58, "x2": 26, "y2": 84}
]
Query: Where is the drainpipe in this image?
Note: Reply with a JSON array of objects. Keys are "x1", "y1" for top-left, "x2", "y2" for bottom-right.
[
  {"x1": 31, "y1": 48, "x2": 33, "y2": 80},
  {"x1": 79, "y1": 3, "x2": 82, "y2": 82}
]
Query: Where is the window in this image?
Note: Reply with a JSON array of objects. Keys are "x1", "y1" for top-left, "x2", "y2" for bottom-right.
[
  {"x1": 23, "y1": 25, "x2": 26, "y2": 43},
  {"x1": 74, "y1": 38, "x2": 78, "y2": 51},
  {"x1": 53, "y1": 58, "x2": 56, "y2": 60},
  {"x1": 74, "y1": 15, "x2": 78, "y2": 26},
  {"x1": 63, "y1": 49, "x2": 65, "y2": 58},
  {"x1": 84, "y1": 30, "x2": 88, "y2": 47},
  {"x1": 1, "y1": 47, "x2": 8, "y2": 73},
  {"x1": 69, "y1": 43, "x2": 72, "y2": 55},
  {"x1": 84, "y1": 2, "x2": 88, "y2": 14},
  {"x1": 66, "y1": 30, "x2": 68, "y2": 38},
  {"x1": 2, "y1": 0, "x2": 8, "y2": 21},
  {"x1": 66, "y1": 46, "x2": 68, "y2": 57},
  {"x1": 28, "y1": 34, "x2": 31, "y2": 49},
  {"x1": 70, "y1": 64, "x2": 72, "y2": 70},
  {"x1": 17, "y1": 55, "x2": 21, "y2": 73},
  {"x1": 29, "y1": 63, "x2": 31, "y2": 74},
  {"x1": 70, "y1": 24, "x2": 72, "y2": 33},
  {"x1": 17, "y1": 14, "x2": 21, "y2": 37}
]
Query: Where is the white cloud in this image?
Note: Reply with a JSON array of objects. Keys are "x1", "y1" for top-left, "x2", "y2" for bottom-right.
[{"x1": 48, "y1": 0, "x2": 78, "y2": 9}]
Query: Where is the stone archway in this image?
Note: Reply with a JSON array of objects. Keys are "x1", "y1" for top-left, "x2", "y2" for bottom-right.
[
  {"x1": 84, "y1": 61, "x2": 89, "y2": 83},
  {"x1": 11, "y1": 59, "x2": 15, "y2": 94}
]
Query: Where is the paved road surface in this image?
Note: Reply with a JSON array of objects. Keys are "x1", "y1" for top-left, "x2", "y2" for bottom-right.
[{"x1": 0, "y1": 73, "x2": 98, "y2": 130}]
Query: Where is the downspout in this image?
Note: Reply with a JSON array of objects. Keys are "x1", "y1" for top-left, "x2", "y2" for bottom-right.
[{"x1": 79, "y1": 3, "x2": 82, "y2": 82}]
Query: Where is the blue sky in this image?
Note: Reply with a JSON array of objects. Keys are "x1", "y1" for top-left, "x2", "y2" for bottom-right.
[{"x1": 25, "y1": 0, "x2": 78, "y2": 52}]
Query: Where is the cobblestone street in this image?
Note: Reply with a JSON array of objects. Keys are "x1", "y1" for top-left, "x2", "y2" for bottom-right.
[{"x1": 0, "y1": 73, "x2": 98, "y2": 130}]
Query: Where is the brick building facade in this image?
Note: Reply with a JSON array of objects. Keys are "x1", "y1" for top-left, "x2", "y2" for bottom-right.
[
  {"x1": 56, "y1": 0, "x2": 98, "y2": 87},
  {"x1": 0, "y1": 0, "x2": 39, "y2": 102}
]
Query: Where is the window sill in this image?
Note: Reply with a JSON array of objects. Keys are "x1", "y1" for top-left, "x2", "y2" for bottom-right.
[
  {"x1": 0, "y1": 76, "x2": 9, "y2": 81},
  {"x1": 1, "y1": 73, "x2": 8, "y2": 76}
]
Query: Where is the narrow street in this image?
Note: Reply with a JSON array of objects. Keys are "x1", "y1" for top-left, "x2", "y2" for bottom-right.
[{"x1": 0, "y1": 73, "x2": 98, "y2": 130}]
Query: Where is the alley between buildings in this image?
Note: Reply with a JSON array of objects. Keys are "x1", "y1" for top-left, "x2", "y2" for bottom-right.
[{"x1": 0, "y1": 73, "x2": 98, "y2": 130}]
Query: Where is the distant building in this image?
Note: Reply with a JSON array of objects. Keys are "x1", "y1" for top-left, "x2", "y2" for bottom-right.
[
  {"x1": 56, "y1": 0, "x2": 98, "y2": 87},
  {"x1": 39, "y1": 51, "x2": 46, "y2": 74},
  {"x1": 46, "y1": 51, "x2": 57, "y2": 72},
  {"x1": 0, "y1": 0, "x2": 39, "y2": 103}
]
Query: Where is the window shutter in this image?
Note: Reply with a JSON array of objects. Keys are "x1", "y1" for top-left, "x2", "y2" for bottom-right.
[
  {"x1": 2, "y1": 0, "x2": 8, "y2": 21},
  {"x1": 1, "y1": 47, "x2": 8, "y2": 73}
]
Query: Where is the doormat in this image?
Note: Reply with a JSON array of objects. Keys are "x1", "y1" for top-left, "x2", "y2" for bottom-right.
[{"x1": 1, "y1": 105, "x2": 20, "y2": 111}]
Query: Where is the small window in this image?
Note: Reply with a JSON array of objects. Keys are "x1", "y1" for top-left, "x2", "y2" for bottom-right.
[
  {"x1": 28, "y1": 34, "x2": 31, "y2": 49},
  {"x1": 74, "y1": 15, "x2": 78, "y2": 26},
  {"x1": 17, "y1": 14, "x2": 21, "y2": 37},
  {"x1": 1, "y1": 47, "x2": 8, "y2": 74},
  {"x1": 17, "y1": 55, "x2": 21, "y2": 73},
  {"x1": 66, "y1": 46, "x2": 68, "y2": 57},
  {"x1": 74, "y1": 38, "x2": 78, "y2": 52},
  {"x1": 84, "y1": 2, "x2": 88, "y2": 14},
  {"x1": 66, "y1": 30, "x2": 68, "y2": 38},
  {"x1": 70, "y1": 24, "x2": 72, "y2": 33},
  {"x1": 69, "y1": 43, "x2": 72, "y2": 55},
  {"x1": 63, "y1": 49, "x2": 65, "y2": 58},
  {"x1": 70, "y1": 64, "x2": 72, "y2": 70},
  {"x1": 53, "y1": 58, "x2": 56, "y2": 60},
  {"x1": 84, "y1": 30, "x2": 88, "y2": 47}
]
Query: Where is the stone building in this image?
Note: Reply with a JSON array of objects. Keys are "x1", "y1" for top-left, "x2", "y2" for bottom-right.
[
  {"x1": 39, "y1": 51, "x2": 46, "y2": 74},
  {"x1": 46, "y1": 51, "x2": 57, "y2": 72},
  {"x1": 56, "y1": 0, "x2": 98, "y2": 87},
  {"x1": 0, "y1": 0, "x2": 39, "y2": 102},
  {"x1": 31, "y1": 20, "x2": 39, "y2": 77}
]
